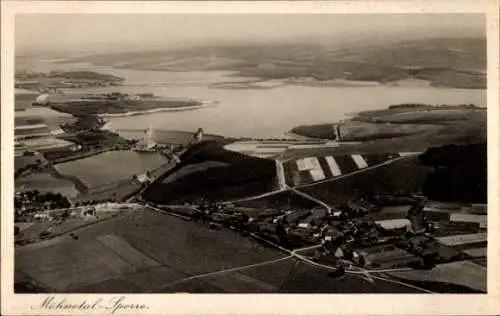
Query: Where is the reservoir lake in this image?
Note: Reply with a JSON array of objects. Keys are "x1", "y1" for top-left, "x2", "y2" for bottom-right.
[
  {"x1": 19, "y1": 60, "x2": 486, "y2": 139},
  {"x1": 17, "y1": 60, "x2": 486, "y2": 190}
]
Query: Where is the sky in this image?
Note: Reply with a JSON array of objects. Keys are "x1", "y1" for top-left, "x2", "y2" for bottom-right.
[{"x1": 15, "y1": 14, "x2": 485, "y2": 55}]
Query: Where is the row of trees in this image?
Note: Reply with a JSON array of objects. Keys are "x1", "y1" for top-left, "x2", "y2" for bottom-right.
[
  {"x1": 60, "y1": 115, "x2": 107, "y2": 133},
  {"x1": 73, "y1": 199, "x2": 118, "y2": 207},
  {"x1": 15, "y1": 190, "x2": 71, "y2": 211}
]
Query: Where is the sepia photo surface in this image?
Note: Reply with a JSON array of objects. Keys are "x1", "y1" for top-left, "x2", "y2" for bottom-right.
[{"x1": 2, "y1": 1, "x2": 499, "y2": 315}]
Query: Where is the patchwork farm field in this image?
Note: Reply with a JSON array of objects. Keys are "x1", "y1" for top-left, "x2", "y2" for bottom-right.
[
  {"x1": 278, "y1": 262, "x2": 424, "y2": 293},
  {"x1": 15, "y1": 209, "x2": 283, "y2": 292},
  {"x1": 16, "y1": 208, "x2": 433, "y2": 293},
  {"x1": 283, "y1": 152, "x2": 418, "y2": 187},
  {"x1": 185, "y1": 259, "x2": 426, "y2": 293},
  {"x1": 385, "y1": 260, "x2": 486, "y2": 293},
  {"x1": 299, "y1": 155, "x2": 432, "y2": 205}
]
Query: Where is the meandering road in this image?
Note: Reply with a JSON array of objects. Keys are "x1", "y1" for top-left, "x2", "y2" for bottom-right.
[
  {"x1": 228, "y1": 153, "x2": 418, "y2": 206},
  {"x1": 150, "y1": 255, "x2": 294, "y2": 292},
  {"x1": 138, "y1": 147, "x2": 433, "y2": 293},
  {"x1": 275, "y1": 158, "x2": 287, "y2": 190},
  {"x1": 289, "y1": 186, "x2": 333, "y2": 212},
  {"x1": 149, "y1": 224, "x2": 433, "y2": 293}
]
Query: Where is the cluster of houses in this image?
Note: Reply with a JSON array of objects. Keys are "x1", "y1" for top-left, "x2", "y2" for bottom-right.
[
  {"x1": 140, "y1": 192, "x2": 488, "y2": 273},
  {"x1": 193, "y1": 195, "x2": 487, "y2": 271},
  {"x1": 32, "y1": 206, "x2": 97, "y2": 222},
  {"x1": 19, "y1": 202, "x2": 142, "y2": 223},
  {"x1": 14, "y1": 190, "x2": 71, "y2": 216}
]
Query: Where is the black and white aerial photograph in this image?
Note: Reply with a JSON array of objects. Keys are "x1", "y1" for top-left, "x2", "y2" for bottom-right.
[{"x1": 12, "y1": 12, "x2": 488, "y2": 296}]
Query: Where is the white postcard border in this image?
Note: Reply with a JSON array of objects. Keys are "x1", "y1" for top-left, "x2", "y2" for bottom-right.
[{"x1": 2, "y1": 1, "x2": 499, "y2": 315}]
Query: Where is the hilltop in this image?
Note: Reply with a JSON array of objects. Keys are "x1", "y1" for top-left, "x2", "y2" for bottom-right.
[
  {"x1": 15, "y1": 71, "x2": 124, "y2": 92},
  {"x1": 142, "y1": 140, "x2": 277, "y2": 204},
  {"x1": 16, "y1": 70, "x2": 124, "y2": 83},
  {"x1": 62, "y1": 37, "x2": 486, "y2": 89},
  {"x1": 290, "y1": 103, "x2": 486, "y2": 148}
]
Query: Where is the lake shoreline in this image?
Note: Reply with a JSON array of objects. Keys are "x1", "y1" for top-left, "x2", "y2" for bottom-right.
[
  {"x1": 16, "y1": 59, "x2": 486, "y2": 140},
  {"x1": 52, "y1": 58, "x2": 486, "y2": 90},
  {"x1": 97, "y1": 100, "x2": 219, "y2": 117}
]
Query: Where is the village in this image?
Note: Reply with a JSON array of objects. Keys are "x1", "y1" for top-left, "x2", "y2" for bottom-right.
[
  {"x1": 130, "y1": 191, "x2": 486, "y2": 274},
  {"x1": 14, "y1": 181, "x2": 486, "y2": 275}
]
